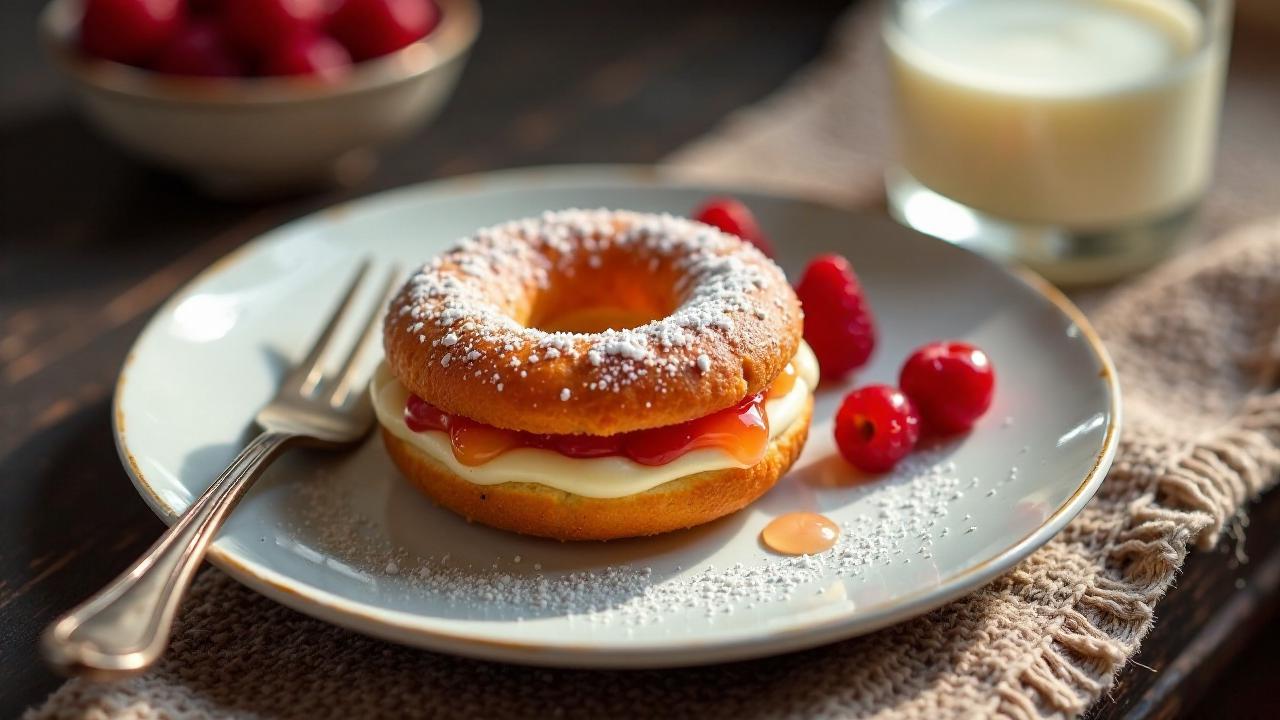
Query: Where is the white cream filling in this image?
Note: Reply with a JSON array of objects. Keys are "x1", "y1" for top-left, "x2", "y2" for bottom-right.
[{"x1": 371, "y1": 341, "x2": 819, "y2": 499}]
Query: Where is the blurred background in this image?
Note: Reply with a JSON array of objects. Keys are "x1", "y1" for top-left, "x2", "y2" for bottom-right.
[{"x1": 2, "y1": 0, "x2": 1279, "y2": 716}]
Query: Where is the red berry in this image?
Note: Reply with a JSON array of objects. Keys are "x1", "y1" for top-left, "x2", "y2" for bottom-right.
[
  {"x1": 899, "y1": 340, "x2": 995, "y2": 434},
  {"x1": 834, "y1": 385, "x2": 921, "y2": 473},
  {"x1": 152, "y1": 21, "x2": 244, "y2": 77},
  {"x1": 220, "y1": 0, "x2": 329, "y2": 57},
  {"x1": 79, "y1": 0, "x2": 184, "y2": 66},
  {"x1": 692, "y1": 196, "x2": 775, "y2": 257},
  {"x1": 328, "y1": 0, "x2": 440, "y2": 61},
  {"x1": 261, "y1": 32, "x2": 353, "y2": 79},
  {"x1": 186, "y1": 0, "x2": 221, "y2": 17},
  {"x1": 795, "y1": 254, "x2": 876, "y2": 380}
]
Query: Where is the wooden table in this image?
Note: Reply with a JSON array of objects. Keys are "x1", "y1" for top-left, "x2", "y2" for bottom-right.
[{"x1": 1, "y1": 1, "x2": 1276, "y2": 717}]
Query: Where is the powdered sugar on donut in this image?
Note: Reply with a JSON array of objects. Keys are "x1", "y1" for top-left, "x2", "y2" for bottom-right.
[{"x1": 384, "y1": 209, "x2": 803, "y2": 434}]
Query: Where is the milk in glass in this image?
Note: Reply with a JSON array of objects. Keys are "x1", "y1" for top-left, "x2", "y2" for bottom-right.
[{"x1": 885, "y1": 0, "x2": 1227, "y2": 229}]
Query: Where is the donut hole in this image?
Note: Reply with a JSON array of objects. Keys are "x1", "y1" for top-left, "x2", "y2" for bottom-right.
[
  {"x1": 534, "y1": 306, "x2": 663, "y2": 334},
  {"x1": 526, "y1": 253, "x2": 680, "y2": 333}
]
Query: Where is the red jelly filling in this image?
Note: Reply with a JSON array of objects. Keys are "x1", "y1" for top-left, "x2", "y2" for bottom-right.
[{"x1": 405, "y1": 392, "x2": 770, "y2": 467}]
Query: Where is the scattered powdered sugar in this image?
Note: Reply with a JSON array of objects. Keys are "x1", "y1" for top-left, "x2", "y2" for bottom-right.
[{"x1": 291, "y1": 449, "x2": 1024, "y2": 626}]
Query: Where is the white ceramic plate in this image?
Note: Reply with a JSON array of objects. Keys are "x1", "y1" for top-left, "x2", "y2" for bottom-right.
[{"x1": 115, "y1": 166, "x2": 1119, "y2": 668}]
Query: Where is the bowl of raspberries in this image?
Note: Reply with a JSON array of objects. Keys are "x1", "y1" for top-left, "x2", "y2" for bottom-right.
[{"x1": 40, "y1": 0, "x2": 479, "y2": 194}]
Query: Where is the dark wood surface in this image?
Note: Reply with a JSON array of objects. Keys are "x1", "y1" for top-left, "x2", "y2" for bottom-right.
[{"x1": 1, "y1": 1, "x2": 1276, "y2": 718}]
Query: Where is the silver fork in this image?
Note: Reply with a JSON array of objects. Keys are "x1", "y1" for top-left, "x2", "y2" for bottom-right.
[{"x1": 41, "y1": 260, "x2": 400, "y2": 679}]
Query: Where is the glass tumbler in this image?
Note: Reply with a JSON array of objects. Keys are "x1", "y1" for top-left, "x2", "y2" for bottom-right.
[{"x1": 883, "y1": 0, "x2": 1232, "y2": 284}]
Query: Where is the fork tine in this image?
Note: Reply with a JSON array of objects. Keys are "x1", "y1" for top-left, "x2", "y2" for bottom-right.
[
  {"x1": 329, "y1": 265, "x2": 403, "y2": 406},
  {"x1": 291, "y1": 260, "x2": 372, "y2": 397}
]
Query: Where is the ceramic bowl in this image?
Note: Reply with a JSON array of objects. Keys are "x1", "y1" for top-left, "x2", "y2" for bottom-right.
[{"x1": 39, "y1": 0, "x2": 480, "y2": 196}]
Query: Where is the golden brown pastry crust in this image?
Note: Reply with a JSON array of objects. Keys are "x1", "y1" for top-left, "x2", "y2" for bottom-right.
[
  {"x1": 383, "y1": 209, "x2": 803, "y2": 436},
  {"x1": 381, "y1": 396, "x2": 812, "y2": 541}
]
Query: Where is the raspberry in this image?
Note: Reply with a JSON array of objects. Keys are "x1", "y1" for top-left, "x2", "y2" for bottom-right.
[
  {"x1": 328, "y1": 0, "x2": 440, "y2": 61},
  {"x1": 79, "y1": 0, "x2": 185, "y2": 66},
  {"x1": 692, "y1": 197, "x2": 775, "y2": 257},
  {"x1": 834, "y1": 385, "x2": 921, "y2": 473},
  {"x1": 220, "y1": 0, "x2": 328, "y2": 58},
  {"x1": 151, "y1": 21, "x2": 243, "y2": 77},
  {"x1": 899, "y1": 340, "x2": 995, "y2": 434},
  {"x1": 261, "y1": 32, "x2": 353, "y2": 79},
  {"x1": 795, "y1": 254, "x2": 876, "y2": 380}
]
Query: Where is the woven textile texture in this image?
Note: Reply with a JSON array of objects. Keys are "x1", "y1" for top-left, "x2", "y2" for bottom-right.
[{"x1": 31, "y1": 4, "x2": 1280, "y2": 719}]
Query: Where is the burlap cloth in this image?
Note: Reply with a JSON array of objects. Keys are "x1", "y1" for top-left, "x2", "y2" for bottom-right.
[{"x1": 32, "y1": 4, "x2": 1280, "y2": 719}]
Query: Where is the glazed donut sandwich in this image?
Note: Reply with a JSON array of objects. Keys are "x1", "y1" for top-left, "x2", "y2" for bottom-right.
[{"x1": 373, "y1": 209, "x2": 817, "y2": 540}]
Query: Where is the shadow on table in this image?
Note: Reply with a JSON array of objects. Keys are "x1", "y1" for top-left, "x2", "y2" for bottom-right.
[
  {"x1": 0, "y1": 396, "x2": 164, "y2": 717},
  {"x1": 0, "y1": 106, "x2": 275, "y2": 310}
]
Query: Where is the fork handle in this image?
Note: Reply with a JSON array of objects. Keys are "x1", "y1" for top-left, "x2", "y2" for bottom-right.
[{"x1": 41, "y1": 431, "x2": 295, "y2": 679}]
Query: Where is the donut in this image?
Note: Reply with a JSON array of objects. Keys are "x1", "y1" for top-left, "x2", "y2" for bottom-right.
[{"x1": 374, "y1": 208, "x2": 816, "y2": 540}]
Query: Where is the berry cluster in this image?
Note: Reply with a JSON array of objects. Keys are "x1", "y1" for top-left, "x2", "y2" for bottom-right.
[
  {"x1": 78, "y1": 0, "x2": 441, "y2": 79},
  {"x1": 692, "y1": 196, "x2": 997, "y2": 475},
  {"x1": 835, "y1": 341, "x2": 994, "y2": 473}
]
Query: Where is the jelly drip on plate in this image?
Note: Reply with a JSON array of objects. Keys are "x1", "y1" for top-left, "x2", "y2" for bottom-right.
[
  {"x1": 760, "y1": 513, "x2": 840, "y2": 555},
  {"x1": 405, "y1": 392, "x2": 771, "y2": 467}
]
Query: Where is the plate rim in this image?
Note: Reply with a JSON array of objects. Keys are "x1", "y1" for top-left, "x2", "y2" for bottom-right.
[{"x1": 111, "y1": 164, "x2": 1121, "y2": 668}]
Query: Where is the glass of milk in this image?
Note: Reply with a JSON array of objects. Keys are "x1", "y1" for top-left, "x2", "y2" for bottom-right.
[{"x1": 883, "y1": 0, "x2": 1232, "y2": 284}]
